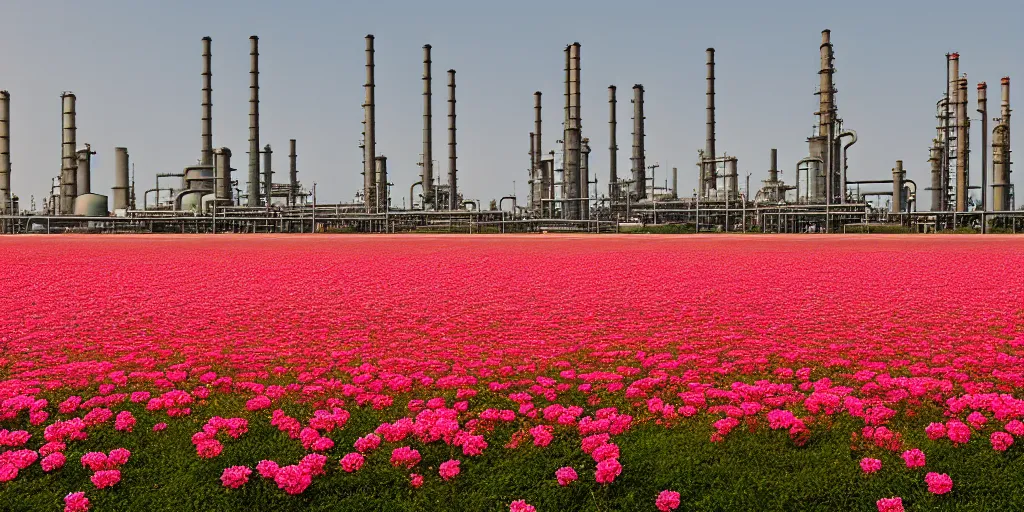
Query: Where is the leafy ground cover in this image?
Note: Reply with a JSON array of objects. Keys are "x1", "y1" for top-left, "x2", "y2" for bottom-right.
[{"x1": 1, "y1": 234, "x2": 1023, "y2": 511}]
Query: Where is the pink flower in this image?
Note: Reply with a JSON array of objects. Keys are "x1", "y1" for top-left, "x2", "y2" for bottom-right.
[
  {"x1": 595, "y1": 458, "x2": 622, "y2": 484},
  {"x1": 274, "y1": 464, "x2": 312, "y2": 495},
  {"x1": 461, "y1": 434, "x2": 488, "y2": 457},
  {"x1": 64, "y1": 492, "x2": 90, "y2": 512},
  {"x1": 390, "y1": 446, "x2": 421, "y2": 469},
  {"x1": 246, "y1": 395, "x2": 272, "y2": 411},
  {"x1": 196, "y1": 439, "x2": 223, "y2": 459},
  {"x1": 409, "y1": 473, "x2": 424, "y2": 488},
  {"x1": 42, "y1": 453, "x2": 67, "y2": 472},
  {"x1": 925, "y1": 472, "x2": 953, "y2": 495},
  {"x1": 555, "y1": 466, "x2": 578, "y2": 486},
  {"x1": 39, "y1": 441, "x2": 66, "y2": 456},
  {"x1": 581, "y1": 433, "x2": 610, "y2": 454},
  {"x1": 925, "y1": 422, "x2": 946, "y2": 441},
  {"x1": 991, "y1": 431, "x2": 1014, "y2": 452},
  {"x1": 108, "y1": 448, "x2": 130, "y2": 467},
  {"x1": 876, "y1": 497, "x2": 904, "y2": 512},
  {"x1": 860, "y1": 458, "x2": 882, "y2": 474},
  {"x1": 354, "y1": 433, "x2": 381, "y2": 453},
  {"x1": 0, "y1": 464, "x2": 18, "y2": 482},
  {"x1": 311, "y1": 436, "x2": 335, "y2": 452},
  {"x1": 114, "y1": 411, "x2": 136, "y2": 432},
  {"x1": 530, "y1": 425, "x2": 554, "y2": 447},
  {"x1": 592, "y1": 443, "x2": 620, "y2": 462},
  {"x1": 220, "y1": 465, "x2": 252, "y2": 489},
  {"x1": 439, "y1": 459, "x2": 460, "y2": 481},
  {"x1": 299, "y1": 453, "x2": 327, "y2": 476},
  {"x1": 81, "y1": 452, "x2": 109, "y2": 471},
  {"x1": 966, "y1": 411, "x2": 987, "y2": 429},
  {"x1": 946, "y1": 420, "x2": 970, "y2": 445},
  {"x1": 90, "y1": 469, "x2": 121, "y2": 489},
  {"x1": 256, "y1": 459, "x2": 280, "y2": 479},
  {"x1": 1006, "y1": 420, "x2": 1024, "y2": 437},
  {"x1": 340, "y1": 452, "x2": 365, "y2": 473},
  {"x1": 152, "y1": 423, "x2": 168, "y2": 432},
  {"x1": 901, "y1": 449, "x2": 926, "y2": 469},
  {"x1": 509, "y1": 500, "x2": 537, "y2": 512},
  {"x1": 656, "y1": 490, "x2": 681, "y2": 511}
]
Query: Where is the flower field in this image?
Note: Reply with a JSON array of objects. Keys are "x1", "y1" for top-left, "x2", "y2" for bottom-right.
[{"x1": 2, "y1": 234, "x2": 1024, "y2": 511}]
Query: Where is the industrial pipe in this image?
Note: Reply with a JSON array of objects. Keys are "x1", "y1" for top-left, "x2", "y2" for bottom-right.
[
  {"x1": 112, "y1": 147, "x2": 130, "y2": 210},
  {"x1": 499, "y1": 196, "x2": 517, "y2": 212},
  {"x1": 364, "y1": 35, "x2": 377, "y2": 213},
  {"x1": 173, "y1": 189, "x2": 207, "y2": 211},
  {"x1": 410, "y1": 181, "x2": 422, "y2": 210},
  {"x1": 60, "y1": 92, "x2": 78, "y2": 215},
  {"x1": 838, "y1": 130, "x2": 857, "y2": 203},
  {"x1": 904, "y1": 179, "x2": 917, "y2": 212},
  {"x1": 447, "y1": 69, "x2": 457, "y2": 210},
  {"x1": 247, "y1": 36, "x2": 260, "y2": 207},
  {"x1": 201, "y1": 37, "x2": 213, "y2": 166},
  {"x1": 0, "y1": 90, "x2": 10, "y2": 214},
  {"x1": 978, "y1": 83, "x2": 988, "y2": 211},
  {"x1": 422, "y1": 44, "x2": 434, "y2": 205},
  {"x1": 796, "y1": 157, "x2": 823, "y2": 203}
]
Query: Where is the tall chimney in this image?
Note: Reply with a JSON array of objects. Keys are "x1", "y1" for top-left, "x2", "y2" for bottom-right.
[
  {"x1": 704, "y1": 48, "x2": 716, "y2": 197},
  {"x1": 247, "y1": 36, "x2": 260, "y2": 207},
  {"x1": 608, "y1": 85, "x2": 617, "y2": 199},
  {"x1": 945, "y1": 53, "x2": 959, "y2": 209},
  {"x1": 534, "y1": 91, "x2": 543, "y2": 210},
  {"x1": 769, "y1": 148, "x2": 779, "y2": 183},
  {"x1": 818, "y1": 31, "x2": 836, "y2": 203},
  {"x1": 447, "y1": 69, "x2": 457, "y2": 210},
  {"x1": 892, "y1": 160, "x2": 904, "y2": 213},
  {"x1": 263, "y1": 143, "x2": 273, "y2": 207},
  {"x1": 364, "y1": 35, "x2": 377, "y2": 213},
  {"x1": 201, "y1": 37, "x2": 213, "y2": 166},
  {"x1": 993, "y1": 77, "x2": 1012, "y2": 211},
  {"x1": 955, "y1": 76, "x2": 968, "y2": 212},
  {"x1": 671, "y1": 167, "x2": 678, "y2": 199},
  {"x1": 421, "y1": 44, "x2": 434, "y2": 205},
  {"x1": 563, "y1": 42, "x2": 582, "y2": 219},
  {"x1": 113, "y1": 147, "x2": 129, "y2": 210},
  {"x1": 376, "y1": 155, "x2": 388, "y2": 209},
  {"x1": 76, "y1": 144, "x2": 94, "y2": 196},
  {"x1": 289, "y1": 139, "x2": 297, "y2": 206},
  {"x1": 978, "y1": 83, "x2": 988, "y2": 211},
  {"x1": 631, "y1": 84, "x2": 646, "y2": 201},
  {"x1": 580, "y1": 138, "x2": 590, "y2": 219},
  {"x1": 60, "y1": 92, "x2": 78, "y2": 215},
  {"x1": 929, "y1": 142, "x2": 943, "y2": 211},
  {"x1": 529, "y1": 132, "x2": 536, "y2": 211},
  {"x1": 0, "y1": 91, "x2": 9, "y2": 213},
  {"x1": 214, "y1": 147, "x2": 232, "y2": 201}
]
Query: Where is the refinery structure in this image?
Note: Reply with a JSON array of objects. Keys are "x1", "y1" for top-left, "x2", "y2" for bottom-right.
[{"x1": 0, "y1": 30, "x2": 1018, "y2": 234}]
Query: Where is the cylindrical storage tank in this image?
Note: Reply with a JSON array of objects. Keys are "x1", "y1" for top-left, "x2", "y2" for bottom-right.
[
  {"x1": 73, "y1": 193, "x2": 108, "y2": 216},
  {"x1": 180, "y1": 192, "x2": 203, "y2": 212},
  {"x1": 76, "y1": 147, "x2": 92, "y2": 196},
  {"x1": 112, "y1": 147, "x2": 129, "y2": 210}
]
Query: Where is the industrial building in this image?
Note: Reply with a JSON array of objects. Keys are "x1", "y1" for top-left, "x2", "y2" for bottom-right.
[{"x1": 0, "y1": 29, "x2": 1018, "y2": 234}]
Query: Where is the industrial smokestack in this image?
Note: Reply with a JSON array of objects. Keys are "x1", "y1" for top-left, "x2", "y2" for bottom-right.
[
  {"x1": 704, "y1": 48, "x2": 716, "y2": 197},
  {"x1": 892, "y1": 160, "x2": 904, "y2": 213},
  {"x1": 289, "y1": 139, "x2": 297, "y2": 206},
  {"x1": 534, "y1": 91, "x2": 543, "y2": 211},
  {"x1": 214, "y1": 147, "x2": 232, "y2": 201},
  {"x1": 376, "y1": 155, "x2": 388, "y2": 209},
  {"x1": 978, "y1": 83, "x2": 988, "y2": 211},
  {"x1": 631, "y1": 84, "x2": 646, "y2": 201},
  {"x1": 563, "y1": 42, "x2": 582, "y2": 219},
  {"x1": 929, "y1": 142, "x2": 943, "y2": 211},
  {"x1": 113, "y1": 147, "x2": 129, "y2": 210},
  {"x1": 60, "y1": 92, "x2": 78, "y2": 215},
  {"x1": 447, "y1": 69, "x2": 457, "y2": 211},
  {"x1": 955, "y1": 77, "x2": 968, "y2": 212},
  {"x1": 580, "y1": 138, "x2": 590, "y2": 219},
  {"x1": 422, "y1": 44, "x2": 434, "y2": 205},
  {"x1": 263, "y1": 144, "x2": 273, "y2": 207},
  {"x1": 608, "y1": 86, "x2": 617, "y2": 199},
  {"x1": 76, "y1": 144, "x2": 94, "y2": 196},
  {"x1": 769, "y1": 148, "x2": 779, "y2": 183},
  {"x1": 247, "y1": 35, "x2": 260, "y2": 207},
  {"x1": 0, "y1": 91, "x2": 9, "y2": 213},
  {"x1": 818, "y1": 31, "x2": 836, "y2": 203},
  {"x1": 364, "y1": 35, "x2": 377, "y2": 213},
  {"x1": 993, "y1": 77, "x2": 1012, "y2": 211},
  {"x1": 671, "y1": 167, "x2": 678, "y2": 199},
  {"x1": 201, "y1": 37, "x2": 213, "y2": 167},
  {"x1": 944, "y1": 53, "x2": 959, "y2": 209}
]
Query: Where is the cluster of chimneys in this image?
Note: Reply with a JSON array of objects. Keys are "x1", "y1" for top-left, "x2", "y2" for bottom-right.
[{"x1": 930, "y1": 53, "x2": 1012, "y2": 212}]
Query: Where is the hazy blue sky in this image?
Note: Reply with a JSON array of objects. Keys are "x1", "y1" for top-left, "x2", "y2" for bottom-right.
[{"x1": 2, "y1": 0, "x2": 1021, "y2": 208}]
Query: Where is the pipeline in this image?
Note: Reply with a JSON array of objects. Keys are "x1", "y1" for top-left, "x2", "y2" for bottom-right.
[{"x1": 410, "y1": 181, "x2": 422, "y2": 210}]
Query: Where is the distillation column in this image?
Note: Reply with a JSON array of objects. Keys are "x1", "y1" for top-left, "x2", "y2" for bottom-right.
[
  {"x1": 447, "y1": 69, "x2": 458, "y2": 210},
  {"x1": 704, "y1": 48, "x2": 716, "y2": 197},
  {"x1": 608, "y1": 86, "x2": 618, "y2": 200},
  {"x1": 892, "y1": 160, "x2": 904, "y2": 213},
  {"x1": 955, "y1": 77, "x2": 969, "y2": 212},
  {"x1": 978, "y1": 83, "x2": 988, "y2": 210},
  {"x1": 214, "y1": 147, "x2": 232, "y2": 201},
  {"x1": 201, "y1": 37, "x2": 213, "y2": 167},
  {"x1": 563, "y1": 43, "x2": 582, "y2": 219},
  {"x1": 76, "y1": 145, "x2": 94, "y2": 195},
  {"x1": 363, "y1": 35, "x2": 377, "y2": 213},
  {"x1": 112, "y1": 147, "x2": 129, "y2": 210},
  {"x1": 817, "y1": 30, "x2": 836, "y2": 203},
  {"x1": 0, "y1": 91, "x2": 9, "y2": 213},
  {"x1": 60, "y1": 93, "x2": 78, "y2": 215},
  {"x1": 247, "y1": 36, "x2": 260, "y2": 207},
  {"x1": 534, "y1": 91, "x2": 544, "y2": 214},
  {"x1": 631, "y1": 84, "x2": 646, "y2": 201},
  {"x1": 263, "y1": 144, "x2": 273, "y2": 207},
  {"x1": 993, "y1": 77, "x2": 1012, "y2": 211},
  {"x1": 289, "y1": 139, "x2": 297, "y2": 206},
  {"x1": 421, "y1": 45, "x2": 434, "y2": 206}
]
